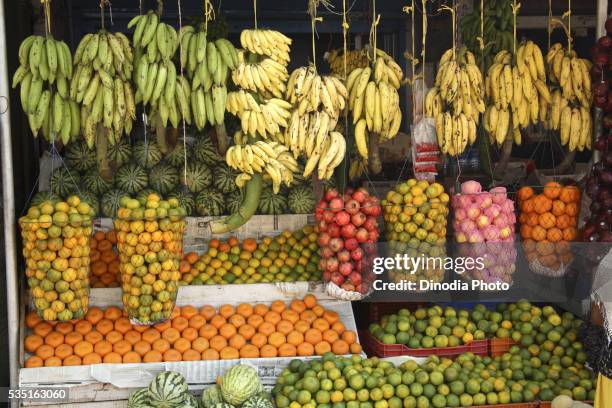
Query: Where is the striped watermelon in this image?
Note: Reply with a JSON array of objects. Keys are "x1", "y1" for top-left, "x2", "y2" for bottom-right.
[
  {"x1": 147, "y1": 371, "x2": 188, "y2": 407},
  {"x1": 127, "y1": 388, "x2": 152, "y2": 408},
  {"x1": 115, "y1": 163, "x2": 148, "y2": 195},
  {"x1": 133, "y1": 140, "x2": 163, "y2": 169},
  {"x1": 165, "y1": 140, "x2": 190, "y2": 168},
  {"x1": 149, "y1": 163, "x2": 179, "y2": 195},
  {"x1": 196, "y1": 189, "x2": 225, "y2": 216},
  {"x1": 181, "y1": 162, "x2": 212, "y2": 193},
  {"x1": 193, "y1": 136, "x2": 222, "y2": 166},
  {"x1": 219, "y1": 365, "x2": 262, "y2": 406},
  {"x1": 201, "y1": 385, "x2": 223, "y2": 408},
  {"x1": 64, "y1": 140, "x2": 96, "y2": 172},
  {"x1": 242, "y1": 395, "x2": 273, "y2": 408},
  {"x1": 107, "y1": 137, "x2": 132, "y2": 167},
  {"x1": 83, "y1": 168, "x2": 112, "y2": 195},
  {"x1": 50, "y1": 167, "x2": 79, "y2": 198}
]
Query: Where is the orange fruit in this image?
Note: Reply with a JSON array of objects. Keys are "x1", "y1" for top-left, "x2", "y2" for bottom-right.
[
  {"x1": 281, "y1": 310, "x2": 299, "y2": 324},
  {"x1": 64, "y1": 332, "x2": 84, "y2": 347},
  {"x1": 199, "y1": 324, "x2": 218, "y2": 340},
  {"x1": 152, "y1": 338, "x2": 171, "y2": 353},
  {"x1": 44, "y1": 356, "x2": 62, "y2": 366},
  {"x1": 172, "y1": 316, "x2": 189, "y2": 332},
  {"x1": 173, "y1": 338, "x2": 191, "y2": 354},
  {"x1": 114, "y1": 318, "x2": 133, "y2": 334},
  {"x1": 163, "y1": 349, "x2": 182, "y2": 362},
  {"x1": 258, "y1": 322, "x2": 276, "y2": 336},
  {"x1": 300, "y1": 310, "x2": 317, "y2": 323},
  {"x1": 142, "y1": 328, "x2": 161, "y2": 344},
  {"x1": 55, "y1": 322, "x2": 74, "y2": 335},
  {"x1": 305, "y1": 328, "x2": 323, "y2": 345},
  {"x1": 253, "y1": 304, "x2": 269, "y2": 317},
  {"x1": 287, "y1": 331, "x2": 305, "y2": 346},
  {"x1": 323, "y1": 311, "x2": 339, "y2": 324},
  {"x1": 297, "y1": 342, "x2": 315, "y2": 356},
  {"x1": 229, "y1": 334, "x2": 246, "y2": 350},
  {"x1": 350, "y1": 343, "x2": 363, "y2": 353},
  {"x1": 315, "y1": 341, "x2": 332, "y2": 355},
  {"x1": 54, "y1": 344, "x2": 73, "y2": 360},
  {"x1": 239, "y1": 344, "x2": 260, "y2": 358},
  {"x1": 543, "y1": 182, "x2": 562, "y2": 199},
  {"x1": 124, "y1": 330, "x2": 142, "y2": 345},
  {"x1": 25, "y1": 334, "x2": 44, "y2": 353},
  {"x1": 341, "y1": 331, "x2": 357, "y2": 344},
  {"x1": 44, "y1": 331, "x2": 65, "y2": 348},
  {"x1": 303, "y1": 294, "x2": 317, "y2": 309},
  {"x1": 201, "y1": 348, "x2": 220, "y2": 360},
  {"x1": 103, "y1": 352, "x2": 122, "y2": 363},
  {"x1": 312, "y1": 318, "x2": 330, "y2": 332},
  {"x1": 210, "y1": 315, "x2": 227, "y2": 329},
  {"x1": 33, "y1": 322, "x2": 53, "y2": 338},
  {"x1": 332, "y1": 339, "x2": 349, "y2": 354},
  {"x1": 182, "y1": 349, "x2": 201, "y2": 361},
  {"x1": 270, "y1": 300, "x2": 286, "y2": 314},
  {"x1": 162, "y1": 328, "x2": 181, "y2": 344},
  {"x1": 294, "y1": 320, "x2": 310, "y2": 334},
  {"x1": 209, "y1": 335, "x2": 228, "y2": 352},
  {"x1": 260, "y1": 344, "x2": 277, "y2": 357},
  {"x1": 82, "y1": 352, "x2": 102, "y2": 365},
  {"x1": 220, "y1": 346, "x2": 240, "y2": 360},
  {"x1": 181, "y1": 305, "x2": 198, "y2": 320},
  {"x1": 122, "y1": 351, "x2": 141, "y2": 363},
  {"x1": 104, "y1": 306, "x2": 123, "y2": 321},
  {"x1": 229, "y1": 314, "x2": 246, "y2": 328},
  {"x1": 63, "y1": 355, "x2": 83, "y2": 366},
  {"x1": 133, "y1": 341, "x2": 152, "y2": 356},
  {"x1": 219, "y1": 323, "x2": 237, "y2": 339},
  {"x1": 94, "y1": 340, "x2": 112, "y2": 357},
  {"x1": 219, "y1": 304, "x2": 235, "y2": 319},
  {"x1": 26, "y1": 311, "x2": 42, "y2": 329},
  {"x1": 74, "y1": 341, "x2": 94, "y2": 358},
  {"x1": 95, "y1": 319, "x2": 114, "y2": 335},
  {"x1": 331, "y1": 322, "x2": 346, "y2": 333},
  {"x1": 290, "y1": 300, "x2": 306, "y2": 314},
  {"x1": 238, "y1": 324, "x2": 256, "y2": 340},
  {"x1": 188, "y1": 315, "x2": 206, "y2": 330},
  {"x1": 236, "y1": 304, "x2": 254, "y2": 318},
  {"x1": 105, "y1": 330, "x2": 123, "y2": 345},
  {"x1": 113, "y1": 340, "x2": 132, "y2": 356},
  {"x1": 25, "y1": 356, "x2": 44, "y2": 368},
  {"x1": 200, "y1": 305, "x2": 216, "y2": 321},
  {"x1": 154, "y1": 320, "x2": 171, "y2": 333},
  {"x1": 312, "y1": 305, "x2": 325, "y2": 317},
  {"x1": 278, "y1": 343, "x2": 297, "y2": 357},
  {"x1": 182, "y1": 327, "x2": 198, "y2": 342},
  {"x1": 250, "y1": 333, "x2": 267, "y2": 348},
  {"x1": 323, "y1": 329, "x2": 339, "y2": 344},
  {"x1": 192, "y1": 337, "x2": 209, "y2": 353},
  {"x1": 264, "y1": 311, "x2": 281, "y2": 325},
  {"x1": 268, "y1": 332, "x2": 287, "y2": 348},
  {"x1": 143, "y1": 350, "x2": 163, "y2": 363},
  {"x1": 247, "y1": 314, "x2": 264, "y2": 328},
  {"x1": 276, "y1": 320, "x2": 294, "y2": 336}
]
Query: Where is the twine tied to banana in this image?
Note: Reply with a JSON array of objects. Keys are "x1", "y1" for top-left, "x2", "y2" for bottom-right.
[
  {"x1": 253, "y1": 0, "x2": 258, "y2": 29},
  {"x1": 438, "y1": 3, "x2": 456, "y2": 61},
  {"x1": 203, "y1": 0, "x2": 215, "y2": 32},
  {"x1": 41, "y1": 0, "x2": 52, "y2": 36},
  {"x1": 368, "y1": 0, "x2": 380, "y2": 63},
  {"x1": 308, "y1": 0, "x2": 326, "y2": 72},
  {"x1": 341, "y1": 0, "x2": 348, "y2": 81},
  {"x1": 510, "y1": 0, "x2": 521, "y2": 56}
]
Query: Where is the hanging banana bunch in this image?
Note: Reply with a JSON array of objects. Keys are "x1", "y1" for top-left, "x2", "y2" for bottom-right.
[
  {"x1": 482, "y1": 41, "x2": 551, "y2": 147},
  {"x1": 129, "y1": 10, "x2": 191, "y2": 129},
  {"x1": 545, "y1": 43, "x2": 593, "y2": 151},
  {"x1": 226, "y1": 136, "x2": 299, "y2": 194},
  {"x1": 282, "y1": 66, "x2": 348, "y2": 179},
  {"x1": 12, "y1": 34, "x2": 79, "y2": 144},
  {"x1": 325, "y1": 48, "x2": 369, "y2": 76},
  {"x1": 348, "y1": 52, "x2": 404, "y2": 160},
  {"x1": 177, "y1": 24, "x2": 238, "y2": 129},
  {"x1": 71, "y1": 30, "x2": 136, "y2": 147},
  {"x1": 226, "y1": 90, "x2": 292, "y2": 138},
  {"x1": 424, "y1": 48, "x2": 485, "y2": 156}
]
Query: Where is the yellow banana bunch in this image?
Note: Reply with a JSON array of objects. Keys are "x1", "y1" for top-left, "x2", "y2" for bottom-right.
[
  {"x1": 546, "y1": 43, "x2": 592, "y2": 109},
  {"x1": 226, "y1": 90, "x2": 292, "y2": 138},
  {"x1": 12, "y1": 34, "x2": 79, "y2": 143},
  {"x1": 425, "y1": 48, "x2": 485, "y2": 156},
  {"x1": 232, "y1": 51, "x2": 290, "y2": 99},
  {"x1": 286, "y1": 66, "x2": 348, "y2": 119},
  {"x1": 177, "y1": 25, "x2": 238, "y2": 130},
  {"x1": 71, "y1": 30, "x2": 136, "y2": 147},
  {"x1": 483, "y1": 42, "x2": 551, "y2": 147},
  {"x1": 225, "y1": 138, "x2": 298, "y2": 193},
  {"x1": 347, "y1": 54, "x2": 404, "y2": 159},
  {"x1": 325, "y1": 49, "x2": 369, "y2": 76},
  {"x1": 240, "y1": 29, "x2": 291, "y2": 65},
  {"x1": 348, "y1": 157, "x2": 368, "y2": 181}
]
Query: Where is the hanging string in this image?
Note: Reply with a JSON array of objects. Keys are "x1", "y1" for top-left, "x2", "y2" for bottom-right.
[
  {"x1": 41, "y1": 0, "x2": 52, "y2": 36},
  {"x1": 368, "y1": 0, "x2": 380, "y2": 61},
  {"x1": 567, "y1": 0, "x2": 572, "y2": 53},
  {"x1": 204, "y1": 0, "x2": 215, "y2": 32},
  {"x1": 342, "y1": 0, "x2": 348, "y2": 80},
  {"x1": 100, "y1": 0, "x2": 105, "y2": 30},
  {"x1": 253, "y1": 0, "x2": 258, "y2": 29},
  {"x1": 548, "y1": 0, "x2": 552, "y2": 50},
  {"x1": 178, "y1": 0, "x2": 188, "y2": 186},
  {"x1": 139, "y1": 0, "x2": 143, "y2": 15},
  {"x1": 511, "y1": 0, "x2": 519, "y2": 55},
  {"x1": 308, "y1": 1, "x2": 323, "y2": 71}
]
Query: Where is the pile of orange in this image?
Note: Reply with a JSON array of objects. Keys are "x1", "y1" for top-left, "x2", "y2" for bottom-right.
[
  {"x1": 90, "y1": 230, "x2": 120, "y2": 288},
  {"x1": 518, "y1": 182, "x2": 580, "y2": 271},
  {"x1": 23, "y1": 294, "x2": 360, "y2": 368}
]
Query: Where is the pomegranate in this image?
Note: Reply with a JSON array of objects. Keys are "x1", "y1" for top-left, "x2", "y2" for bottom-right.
[
  {"x1": 329, "y1": 237, "x2": 344, "y2": 252},
  {"x1": 345, "y1": 199, "x2": 361, "y2": 215},
  {"x1": 341, "y1": 223, "x2": 356, "y2": 239},
  {"x1": 329, "y1": 197, "x2": 344, "y2": 212},
  {"x1": 335, "y1": 211, "x2": 351, "y2": 226},
  {"x1": 339, "y1": 262, "x2": 353, "y2": 276},
  {"x1": 344, "y1": 238, "x2": 359, "y2": 251},
  {"x1": 337, "y1": 250, "x2": 351, "y2": 263}
]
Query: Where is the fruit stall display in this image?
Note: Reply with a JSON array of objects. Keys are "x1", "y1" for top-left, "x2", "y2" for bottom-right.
[
  {"x1": 113, "y1": 194, "x2": 187, "y2": 324},
  {"x1": 452, "y1": 181, "x2": 517, "y2": 286},
  {"x1": 315, "y1": 188, "x2": 381, "y2": 297},
  {"x1": 272, "y1": 351, "x2": 595, "y2": 408},
  {"x1": 20, "y1": 196, "x2": 96, "y2": 322},
  {"x1": 23, "y1": 295, "x2": 360, "y2": 368},
  {"x1": 382, "y1": 179, "x2": 449, "y2": 286},
  {"x1": 518, "y1": 183, "x2": 580, "y2": 276}
]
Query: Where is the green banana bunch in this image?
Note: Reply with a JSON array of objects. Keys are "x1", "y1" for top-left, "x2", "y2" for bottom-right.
[
  {"x1": 177, "y1": 25, "x2": 238, "y2": 130},
  {"x1": 424, "y1": 48, "x2": 485, "y2": 156},
  {"x1": 226, "y1": 90, "x2": 292, "y2": 138},
  {"x1": 460, "y1": 0, "x2": 513, "y2": 69},
  {"x1": 71, "y1": 30, "x2": 136, "y2": 147},
  {"x1": 12, "y1": 34, "x2": 78, "y2": 143},
  {"x1": 225, "y1": 138, "x2": 298, "y2": 193},
  {"x1": 483, "y1": 42, "x2": 551, "y2": 148}
]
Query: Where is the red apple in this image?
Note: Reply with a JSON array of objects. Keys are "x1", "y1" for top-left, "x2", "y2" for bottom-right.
[
  {"x1": 351, "y1": 247, "x2": 364, "y2": 261},
  {"x1": 335, "y1": 211, "x2": 351, "y2": 226},
  {"x1": 345, "y1": 238, "x2": 359, "y2": 251},
  {"x1": 351, "y1": 212, "x2": 366, "y2": 227},
  {"x1": 339, "y1": 262, "x2": 353, "y2": 276},
  {"x1": 328, "y1": 223, "x2": 341, "y2": 238},
  {"x1": 329, "y1": 197, "x2": 344, "y2": 212},
  {"x1": 364, "y1": 216, "x2": 378, "y2": 231},
  {"x1": 352, "y1": 188, "x2": 368, "y2": 203},
  {"x1": 330, "y1": 237, "x2": 344, "y2": 252},
  {"x1": 345, "y1": 199, "x2": 360, "y2": 215},
  {"x1": 324, "y1": 189, "x2": 338, "y2": 202},
  {"x1": 341, "y1": 223, "x2": 356, "y2": 239},
  {"x1": 356, "y1": 228, "x2": 369, "y2": 243}
]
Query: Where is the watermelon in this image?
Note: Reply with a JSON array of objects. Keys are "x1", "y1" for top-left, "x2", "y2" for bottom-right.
[
  {"x1": 127, "y1": 388, "x2": 152, "y2": 408},
  {"x1": 165, "y1": 140, "x2": 190, "y2": 168},
  {"x1": 181, "y1": 162, "x2": 212, "y2": 193},
  {"x1": 258, "y1": 186, "x2": 288, "y2": 215},
  {"x1": 242, "y1": 395, "x2": 273, "y2": 408},
  {"x1": 219, "y1": 365, "x2": 262, "y2": 406},
  {"x1": 83, "y1": 168, "x2": 112, "y2": 195},
  {"x1": 168, "y1": 189, "x2": 195, "y2": 216},
  {"x1": 133, "y1": 140, "x2": 163, "y2": 169},
  {"x1": 225, "y1": 190, "x2": 244, "y2": 214},
  {"x1": 193, "y1": 136, "x2": 222, "y2": 166},
  {"x1": 212, "y1": 404, "x2": 235, "y2": 408},
  {"x1": 214, "y1": 163, "x2": 239, "y2": 194},
  {"x1": 107, "y1": 137, "x2": 132, "y2": 167},
  {"x1": 149, "y1": 163, "x2": 179, "y2": 195},
  {"x1": 79, "y1": 190, "x2": 100, "y2": 216},
  {"x1": 31, "y1": 191, "x2": 60, "y2": 206},
  {"x1": 102, "y1": 189, "x2": 128, "y2": 218},
  {"x1": 287, "y1": 185, "x2": 316, "y2": 214},
  {"x1": 50, "y1": 167, "x2": 79, "y2": 198},
  {"x1": 195, "y1": 189, "x2": 225, "y2": 216},
  {"x1": 201, "y1": 385, "x2": 223, "y2": 408},
  {"x1": 147, "y1": 371, "x2": 188, "y2": 407},
  {"x1": 183, "y1": 394, "x2": 200, "y2": 408},
  {"x1": 115, "y1": 163, "x2": 148, "y2": 194},
  {"x1": 64, "y1": 140, "x2": 96, "y2": 172}
]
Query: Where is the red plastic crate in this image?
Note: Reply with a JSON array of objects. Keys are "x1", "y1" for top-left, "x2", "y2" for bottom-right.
[
  {"x1": 361, "y1": 330, "x2": 488, "y2": 358},
  {"x1": 490, "y1": 337, "x2": 517, "y2": 357},
  {"x1": 367, "y1": 303, "x2": 426, "y2": 325}
]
